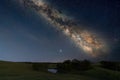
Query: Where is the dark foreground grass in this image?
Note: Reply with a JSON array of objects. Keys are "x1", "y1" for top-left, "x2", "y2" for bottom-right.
[
  {"x1": 0, "y1": 61, "x2": 119, "y2": 80},
  {"x1": 83, "y1": 67, "x2": 120, "y2": 80}
]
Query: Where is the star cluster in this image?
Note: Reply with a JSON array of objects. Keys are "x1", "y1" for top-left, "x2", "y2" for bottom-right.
[{"x1": 21, "y1": 0, "x2": 108, "y2": 57}]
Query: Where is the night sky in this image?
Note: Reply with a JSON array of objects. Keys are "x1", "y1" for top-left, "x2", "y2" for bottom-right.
[{"x1": 0, "y1": 0, "x2": 120, "y2": 62}]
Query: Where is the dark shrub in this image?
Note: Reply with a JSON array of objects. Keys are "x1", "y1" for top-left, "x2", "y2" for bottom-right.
[
  {"x1": 57, "y1": 60, "x2": 72, "y2": 73},
  {"x1": 72, "y1": 59, "x2": 92, "y2": 71},
  {"x1": 57, "y1": 59, "x2": 92, "y2": 73}
]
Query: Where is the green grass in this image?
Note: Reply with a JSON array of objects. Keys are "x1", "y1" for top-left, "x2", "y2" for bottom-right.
[
  {"x1": 83, "y1": 67, "x2": 120, "y2": 80},
  {"x1": 0, "y1": 61, "x2": 119, "y2": 80}
]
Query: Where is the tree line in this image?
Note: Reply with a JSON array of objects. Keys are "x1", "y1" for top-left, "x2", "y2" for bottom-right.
[{"x1": 30, "y1": 59, "x2": 120, "y2": 72}]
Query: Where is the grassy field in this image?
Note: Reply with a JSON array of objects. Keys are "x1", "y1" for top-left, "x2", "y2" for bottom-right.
[{"x1": 0, "y1": 61, "x2": 119, "y2": 80}]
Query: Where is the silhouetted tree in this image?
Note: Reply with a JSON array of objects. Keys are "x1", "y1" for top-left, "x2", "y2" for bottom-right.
[
  {"x1": 71, "y1": 59, "x2": 81, "y2": 70},
  {"x1": 72, "y1": 59, "x2": 92, "y2": 71},
  {"x1": 57, "y1": 59, "x2": 92, "y2": 73},
  {"x1": 80, "y1": 60, "x2": 92, "y2": 70},
  {"x1": 57, "y1": 63, "x2": 66, "y2": 73},
  {"x1": 57, "y1": 60, "x2": 72, "y2": 73},
  {"x1": 63, "y1": 60, "x2": 71, "y2": 64}
]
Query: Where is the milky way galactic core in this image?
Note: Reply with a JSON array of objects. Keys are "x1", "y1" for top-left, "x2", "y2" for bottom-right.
[{"x1": 18, "y1": 0, "x2": 108, "y2": 57}]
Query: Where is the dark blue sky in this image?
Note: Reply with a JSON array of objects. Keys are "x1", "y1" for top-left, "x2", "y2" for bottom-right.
[{"x1": 0, "y1": 0, "x2": 120, "y2": 62}]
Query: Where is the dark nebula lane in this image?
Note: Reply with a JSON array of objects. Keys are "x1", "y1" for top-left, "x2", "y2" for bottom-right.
[{"x1": 18, "y1": 0, "x2": 108, "y2": 57}]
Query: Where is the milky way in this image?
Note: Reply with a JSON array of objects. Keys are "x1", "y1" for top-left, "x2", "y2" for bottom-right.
[{"x1": 19, "y1": 0, "x2": 108, "y2": 57}]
